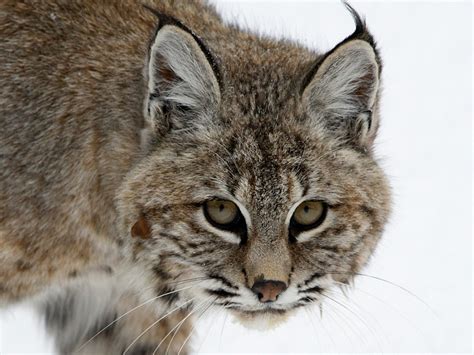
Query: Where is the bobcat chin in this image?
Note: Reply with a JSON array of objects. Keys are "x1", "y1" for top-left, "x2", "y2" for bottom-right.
[
  {"x1": 0, "y1": 0, "x2": 390, "y2": 353},
  {"x1": 232, "y1": 309, "x2": 294, "y2": 331}
]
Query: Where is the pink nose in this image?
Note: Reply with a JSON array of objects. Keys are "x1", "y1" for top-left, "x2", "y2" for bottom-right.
[{"x1": 251, "y1": 280, "x2": 287, "y2": 302}]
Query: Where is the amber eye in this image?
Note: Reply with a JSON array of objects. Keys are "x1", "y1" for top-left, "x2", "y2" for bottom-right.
[
  {"x1": 203, "y1": 199, "x2": 247, "y2": 243},
  {"x1": 204, "y1": 199, "x2": 240, "y2": 226},
  {"x1": 291, "y1": 200, "x2": 327, "y2": 230}
]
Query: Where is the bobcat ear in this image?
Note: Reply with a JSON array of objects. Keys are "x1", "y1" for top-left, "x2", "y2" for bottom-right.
[
  {"x1": 144, "y1": 15, "x2": 221, "y2": 134},
  {"x1": 302, "y1": 4, "x2": 381, "y2": 149}
]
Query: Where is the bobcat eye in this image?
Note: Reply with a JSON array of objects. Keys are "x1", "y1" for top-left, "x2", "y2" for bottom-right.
[
  {"x1": 204, "y1": 199, "x2": 240, "y2": 226},
  {"x1": 202, "y1": 199, "x2": 247, "y2": 243},
  {"x1": 291, "y1": 200, "x2": 327, "y2": 231}
]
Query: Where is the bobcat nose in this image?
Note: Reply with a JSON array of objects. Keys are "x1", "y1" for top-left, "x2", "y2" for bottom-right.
[{"x1": 251, "y1": 280, "x2": 287, "y2": 302}]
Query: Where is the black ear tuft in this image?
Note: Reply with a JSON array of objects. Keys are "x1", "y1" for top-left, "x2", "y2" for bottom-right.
[
  {"x1": 301, "y1": 2, "x2": 382, "y2": 150},
  {"x1": 341, "y1": 1, "x2": 381, "y2": 70},
  {"x1": 342, "y1": 1, "x2": 374, "y2": 46},
  {"x1": 302, "y1": 2, "x2": 381, "y2": 95}
]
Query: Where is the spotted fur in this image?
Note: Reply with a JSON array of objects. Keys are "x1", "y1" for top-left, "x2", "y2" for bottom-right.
[{"x1": 0, "y1": 1, "x2": 391, "y2": 353}]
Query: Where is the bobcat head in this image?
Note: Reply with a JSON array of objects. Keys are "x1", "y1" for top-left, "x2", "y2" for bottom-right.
[{"x1": 117, "y1": 4, "x2": 391, "y2": 328}]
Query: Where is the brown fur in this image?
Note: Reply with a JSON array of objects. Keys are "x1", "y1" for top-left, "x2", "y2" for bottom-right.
[{"x1": 0, "y1": 1, "x2": 391, "y2": 353}]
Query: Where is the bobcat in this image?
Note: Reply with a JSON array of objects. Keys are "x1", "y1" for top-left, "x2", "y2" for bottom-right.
[{"x1": 0, "y1": 0, "x2": 391, "y2": 353}]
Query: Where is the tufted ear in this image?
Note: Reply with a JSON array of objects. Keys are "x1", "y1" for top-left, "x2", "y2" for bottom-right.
[
  {"x1": 143, "y1": 15, "x2": 221, "y2": 137},
  {"x1": 302, "y1": 4, "x2": 381, "y2": 149}
]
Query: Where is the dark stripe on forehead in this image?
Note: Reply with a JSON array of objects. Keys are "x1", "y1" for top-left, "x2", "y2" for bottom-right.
[
  {"x1": 292, "y1": 161, "x2": 310, "y2": 196},
  {"x1": 226, "y1": 163, "x2": 241, "y2": 196},
  {"x1": 221, "y1": 136, "x2": 243, "y2": 196}
]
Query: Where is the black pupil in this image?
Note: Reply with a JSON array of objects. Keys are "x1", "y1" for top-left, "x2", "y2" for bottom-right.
[
  {"x1": 219, "y1": 204, "x2": 225, "y2": 212},
  {"x1": 303, "y1": 205, "x2": 309, "y2": 213}
]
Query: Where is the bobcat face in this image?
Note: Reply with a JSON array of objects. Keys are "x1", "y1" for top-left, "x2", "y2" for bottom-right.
[{"x1": 118, "y1": 6, "x2": 390, "y2": 327}]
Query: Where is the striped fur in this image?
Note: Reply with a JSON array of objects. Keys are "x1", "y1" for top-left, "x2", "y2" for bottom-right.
[{"x1": 0, "y1": 1, "x2": 390, "y2": 353}]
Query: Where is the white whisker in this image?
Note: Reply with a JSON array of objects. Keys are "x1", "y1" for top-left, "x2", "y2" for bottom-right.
[
  {"x1": 196, "y1": 301, "x2": 222, "y2": 353},
  {"x1": 152, "y1": 297, "x2": 213, "y2": 355},
  {"x1": 343, "y1": 282, "x2": 432, "y2": 350},
  {"x1": 303, "y1": 308, "x2": 320, "y2": 351},
  {"x1": 78, "y1": 284, "x2": 198, "y2": 351},
  {"x1": 332, "y1": 282, "x2": 390, "y2": 348},
  {"x1": 325, "y1": 291, "x2": 381, "y2": 352},
  {"x1": 176, "y1": 298, "x2": 215, "y2": 355},
  {"x1": 217, "y1": 309, "x2": 228, "y2": 352},
  {"x1": 324, "y1": 301, "x2": 357, "y2": 351},
  {"x1": 122, "y1": 297, "x2": 196, "y2": 355},
  {"x1": 310, "y1": 305, "x2": 336, "y2": 351},
  {"x1": 331, "y1": 272, "x2": 439, "y2": 319}
]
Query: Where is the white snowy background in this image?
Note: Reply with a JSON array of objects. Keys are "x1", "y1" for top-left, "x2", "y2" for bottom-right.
[{"x1": 0, "y1": 1, "x2": 472, "y2": 354}]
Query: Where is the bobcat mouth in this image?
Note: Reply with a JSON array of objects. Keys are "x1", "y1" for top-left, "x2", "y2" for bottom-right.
[
  {"x1": 224, "y1": 301, "x2": 294, "y2": 314},
  {"x1": 238, "y1": 308, "x2": 287, "y2": 315}
]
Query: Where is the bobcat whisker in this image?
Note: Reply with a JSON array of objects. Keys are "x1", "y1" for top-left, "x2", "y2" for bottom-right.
[
  {"x1": 122, "y1": 297, "x2": 196, "y2": 355},
  {"x1": 308, "y1": 305, "x2": 337, "y2": 351},
  {"x1": 165, "y1": 305, "x2": 198, "y2": 355},
  {"x1": 323, "y1": 302, "x2": 357, "y2": 350},
  {"x1": 333, "y1": 295, "x2": 373, "y2": 349},
  {"x1": 196, "y1": 302, "x2": 223, "y2": 354},
  {"x1": 303, "y1": 308, "x2": 321, "y2": 349},
  {"x1": 333, "y1": 280, "x2": 430, "y2": 347},
  {"x1": 332, "y1": 280, "x2": 389, "y2": 329},
  {"x1": 78, "y1": 284, "x2": 199, "y2": 351},
  {"x1": 176, "y1": 298, "x2": 216, "y2": 355},
  {"x1": 152, "y1": 297, "x2": 214, "y2": 355},
  {"x1": 337, "y1": 288, "x2": 391, "y2": 349},
  {"x1": 218, "y1": 309, "x2": 228, "y2": 352},
  {"x1": 328, "y1": 272, "x2": 439, "y2": 318},
  {"x1": 331, "y1": 280, "x2": 385, "y2": 328},
  {"x1": 323, "y1": 291, "x2": 383, "y2": 351},
  {"x1": 354, "y1": 273, "x2": 439, "y2": 318},
  {"x1": 322, "y1": 308, "x2": 340, "y2": 352}
]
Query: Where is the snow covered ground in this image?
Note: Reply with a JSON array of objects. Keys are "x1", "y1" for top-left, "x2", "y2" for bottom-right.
[{"x1": 1, "y1": 1, "x2": 472, "y2": 353}]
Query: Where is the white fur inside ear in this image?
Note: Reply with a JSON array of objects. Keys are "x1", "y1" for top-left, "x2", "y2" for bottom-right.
[
  {"x1": 145, "y1": 25, "x2": 220, "y2": 124},
  {"x1": 303, "y1": 39, "x2": 379, "y2": 119}
]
